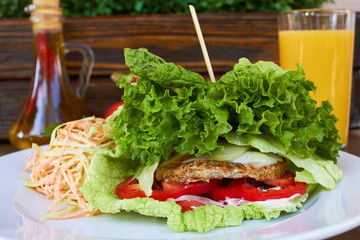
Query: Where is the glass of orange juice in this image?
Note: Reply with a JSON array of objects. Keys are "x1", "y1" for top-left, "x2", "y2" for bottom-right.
[{"x1": 278, "y1": 9, "x2": 355, "y2": 146}]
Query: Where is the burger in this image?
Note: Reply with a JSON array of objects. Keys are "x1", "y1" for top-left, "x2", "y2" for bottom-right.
[{"x1": 81, "y1": 48, "x2": 342, "y2": 232}]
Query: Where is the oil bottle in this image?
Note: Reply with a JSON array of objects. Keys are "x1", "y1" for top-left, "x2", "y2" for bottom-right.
[{"x1": 9, "y1": 0, "x2": 94, "y2": 149}]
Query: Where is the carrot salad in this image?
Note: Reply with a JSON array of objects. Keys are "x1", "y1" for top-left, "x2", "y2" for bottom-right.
[{"x1": 24, "y1": 117, "x2": 116, "y2": 220}]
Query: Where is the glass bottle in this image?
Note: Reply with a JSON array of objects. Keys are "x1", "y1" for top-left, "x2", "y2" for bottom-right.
[{"x1": 9, "y1": 0, "x2": 94, "y2": 149}]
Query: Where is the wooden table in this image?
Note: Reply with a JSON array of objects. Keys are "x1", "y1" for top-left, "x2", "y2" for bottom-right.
[{"x1": 1, "y1": 130, "x2": 360, "y2": 239}]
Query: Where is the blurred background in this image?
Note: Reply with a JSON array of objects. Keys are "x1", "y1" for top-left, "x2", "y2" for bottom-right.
[{"x1": 0, "y1": 0, "x2": 348, "y2": 18}]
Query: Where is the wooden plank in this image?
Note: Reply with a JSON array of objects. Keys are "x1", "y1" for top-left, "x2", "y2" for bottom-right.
[
  {"x1": 0, "y1": 13, "x2": 279, "y2": 80},
  {"x1": 1, "y1": 12, "x2": 359, "y2": 79},
  {"x1": 350, "y1": 68, "x2": 360, "y2": 128},
  {"x1": 1, "y1": 12, "x2": 360, "y2": 141},
  {"x1": 354, "y1": 13, "x2": 360, "y2": 67}
]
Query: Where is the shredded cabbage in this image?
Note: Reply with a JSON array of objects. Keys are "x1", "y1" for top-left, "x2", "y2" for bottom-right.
[{"x1": 24, "y1": 116, "x2": 116, "y2": 220}]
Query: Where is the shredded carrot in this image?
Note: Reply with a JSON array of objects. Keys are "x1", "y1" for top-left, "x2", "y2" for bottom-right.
[{"x1": 24, "y1": 117, "x2": 116, "y2": 220}]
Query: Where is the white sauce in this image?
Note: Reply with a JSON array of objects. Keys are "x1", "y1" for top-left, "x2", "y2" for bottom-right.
[
  {"x1": 252, "y1": 194, "x2": 301, "y2": 211},
  {"x1": 231, "y1": 151, "x2": 283, "y2": 167},
  {"x1": 169, "y1": 193, "x2": 302, "y2": 211}
]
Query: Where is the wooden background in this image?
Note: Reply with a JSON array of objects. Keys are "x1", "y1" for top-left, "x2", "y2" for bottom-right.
[{"x1": 0, "y1": 12, "x2": 359, "y2": 141}]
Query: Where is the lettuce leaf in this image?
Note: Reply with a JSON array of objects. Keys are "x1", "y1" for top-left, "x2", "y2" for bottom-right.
[
  {"x1": 134, "y1": 161, "x2": 159, "y2": 196},
  {"x1": 225, "y1": 133, "x2": 342, "y2": 190},
  {"x1": 108, "y1": 48, "x2": 341, "y2": 170},
  {"x1": 81, "y1": 149, "x2": 309, "y2": 232},
  {"x1": 122, "y1": 48, "x2": 205, "y2": 88}
]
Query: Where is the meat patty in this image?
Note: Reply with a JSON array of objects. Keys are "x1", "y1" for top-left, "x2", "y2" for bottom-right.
[{"x1": 155, "y1": 160, "x2": 287, "y2": 184}]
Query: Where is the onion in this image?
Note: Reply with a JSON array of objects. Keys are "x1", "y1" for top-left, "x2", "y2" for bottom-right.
[{"x1": 167, "y1": 195, "x2": 250, "y2": 208}]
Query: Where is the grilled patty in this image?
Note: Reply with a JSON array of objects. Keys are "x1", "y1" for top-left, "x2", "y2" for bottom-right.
[{"x1": 155, "y1": 159, "x2": 287, "y2": 184}]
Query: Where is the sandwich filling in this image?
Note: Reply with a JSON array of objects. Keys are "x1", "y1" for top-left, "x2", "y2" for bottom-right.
[
  {"x1": 155, "y1": 145, "x2": 286, "y2": 184},
  {"x1": 115, "y1": 141, "x2": 306, "y2": 212}
]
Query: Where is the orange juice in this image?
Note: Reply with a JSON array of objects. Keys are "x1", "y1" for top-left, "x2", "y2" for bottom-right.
[{"x1": 279, "y1": 30, "x2": 354, "y2": 145}]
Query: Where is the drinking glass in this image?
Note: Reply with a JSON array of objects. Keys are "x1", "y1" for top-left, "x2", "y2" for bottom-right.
[{"x1": 278, "y1": 9, "x2": 355, "y2": 145}]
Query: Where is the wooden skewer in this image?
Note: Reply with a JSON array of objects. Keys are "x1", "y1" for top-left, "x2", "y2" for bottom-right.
[{"x1": 189, "y1": 5, "x2": 216, "y2": 82}]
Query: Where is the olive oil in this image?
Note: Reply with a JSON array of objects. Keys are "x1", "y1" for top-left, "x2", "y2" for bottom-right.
[{"x1": 9, "y1": 1, "x2": 93, "y2": 149}]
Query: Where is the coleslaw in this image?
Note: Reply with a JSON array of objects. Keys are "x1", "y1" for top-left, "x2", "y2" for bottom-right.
[{"x1": 24, "y1": 117, "x2": 116, "y2": 220}]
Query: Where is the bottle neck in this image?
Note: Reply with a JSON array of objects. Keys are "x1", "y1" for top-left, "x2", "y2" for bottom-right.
[
  {"x1": 31, "y1": 8, "x2": 63, "y2": 33},
  {"x1": 30, "y1": 7, "x2": 65, "y2": 75}
]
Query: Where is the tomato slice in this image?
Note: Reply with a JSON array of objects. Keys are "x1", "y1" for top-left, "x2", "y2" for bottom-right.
[
  {"x1": 162, "y1": 180, "x2": 220, "y2": 195},
  {"x1": 116, "y1": 172, "x2": 307, "y2": 211},
  {"x1": 209, "y1": 172, "x2": 307, "y2": 201},
  {"x1": 263, "y1": 172, "x2": 295, "y2": 188},
  {"x1": 115, "y1": 177, "x2": 147, "y2": 199},
  {"x1": 104, "y1": 101, "x2": 124, "y2": 118},
  {"x1": 176, "y1": 200, "x2": 204, "y2": 212},
  {"x1": 115, "y1": 177, "x2": 220, "y2": 202}
]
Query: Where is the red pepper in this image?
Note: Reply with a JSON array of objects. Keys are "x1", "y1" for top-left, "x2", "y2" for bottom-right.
[
  {"x1": 25, "y1": 32, "x2": 56, "y2": 115},
  {"x1": 37, "y1": 32, "x2": 56, "y2": 82}
]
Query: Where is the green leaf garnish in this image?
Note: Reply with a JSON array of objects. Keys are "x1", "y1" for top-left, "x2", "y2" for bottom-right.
[{"x1": 40, "y1": 122, "x2": 62, "y2": 137}]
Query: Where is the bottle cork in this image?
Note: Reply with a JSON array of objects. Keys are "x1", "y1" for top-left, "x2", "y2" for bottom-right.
[
  {"x1": 33, "y1": 0, "x2": 60, "y2": 8},
  {"x1": 31, "y1": 0, "x2": 62, "y2": 32}
]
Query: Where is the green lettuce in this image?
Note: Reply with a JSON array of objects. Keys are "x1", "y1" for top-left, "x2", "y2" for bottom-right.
[
  {"x1": 81, "y1": 148, "x2": 309, "y2": 232},
  {"x1": 81, "y1": 48, "x2": 342, "y2": 232},
  {"x1": 225, "y1": 133, "x2": 343, "y2": 190},
  {"x1": 108, "y1": 48, "x2": 341, "y2": 170}
]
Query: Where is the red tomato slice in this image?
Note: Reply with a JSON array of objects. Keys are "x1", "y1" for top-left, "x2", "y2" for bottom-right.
[
  {"x1": 209, "y1": 172, "x2": 307, "y2": 201},
  {"x1": 263, "y1": 172, "x2": 295, "y2": 188},
  {"x1": 115, "y1": 177, "x2": 220, "y2": 202},
  {"x1": 162, "y1": 180, "x2": 220, "y2": 195},
  {"x1": 115, "y1": 177, "x2": 147, "y2": 199},
  {"x1": 104, "y1": 101, "x2": 124, "y2": 118},
  {"x1": 176, "y1": 200, "x2": 204, "y2": 212}
]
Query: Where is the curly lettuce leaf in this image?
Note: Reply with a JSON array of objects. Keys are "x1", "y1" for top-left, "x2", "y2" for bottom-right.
[
  {"x1": 81, "y1": 149, "x2": 308, "y2": 232},
  {"x1": 108, "y1": 49, "x2": 341, "y2": 169},
  {"x1": 218, "y1": 58, "x2": 341, "y2": 161}
]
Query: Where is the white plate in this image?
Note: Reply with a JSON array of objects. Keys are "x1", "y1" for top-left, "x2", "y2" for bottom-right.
[{"x1": 1, "y1": 148, "x2": 360, "y2": 240}]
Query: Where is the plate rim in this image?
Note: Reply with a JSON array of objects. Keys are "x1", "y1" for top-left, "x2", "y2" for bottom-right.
[{"x1": 1, "y1": 148, "x2": 360, "y2": 240}]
